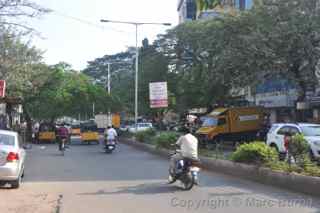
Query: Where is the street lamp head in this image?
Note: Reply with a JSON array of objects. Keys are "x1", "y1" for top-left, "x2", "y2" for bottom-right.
[
  {"x1": 100, "y1": 19, "x2": 110, "y2": 23},
  {"x1": 163, "y1": 23, "x2": 172, "y2": 26}
]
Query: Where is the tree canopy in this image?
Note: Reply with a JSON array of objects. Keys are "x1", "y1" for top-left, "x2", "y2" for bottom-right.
[{"x1": 84, "y1": 0, "x2": 320, "y2": 117}]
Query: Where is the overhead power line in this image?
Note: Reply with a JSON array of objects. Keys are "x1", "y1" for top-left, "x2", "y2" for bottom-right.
[{"x1": 51, "y1": 10, "x2": 132, "y2": 35}]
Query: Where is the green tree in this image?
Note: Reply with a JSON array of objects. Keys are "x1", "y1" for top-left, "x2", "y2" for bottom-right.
[
  {"x1": 0, "y1": 28, "x2": 43, "y2": 98},
  {"x1": 0, "y1": 0, "x2": 50, "y2": 32},
  {"x1": 221, "y1": 0, "x2": 320, "y2": 102},
  {"x1": 26, "y1": 65, "x2": 113, "y2": 122},
  {"x1": 83, "y1": 49, "x2": 135, "y2": 113}
]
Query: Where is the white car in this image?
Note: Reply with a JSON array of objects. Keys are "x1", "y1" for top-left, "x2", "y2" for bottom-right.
[
  {"x1": 128, "y1": 123, "x2": 153, "y2": 133},
  {"x1": 266, "y1": 123, "x2": 320, "y2": 160},
  {"x1": 0, "y1": 130, "x2": 26, "y2": 188}
]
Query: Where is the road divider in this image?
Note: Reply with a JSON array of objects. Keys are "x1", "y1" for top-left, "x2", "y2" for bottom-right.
[{"x1": 120, "y1": 138, "x2": 320, "y2": 197}]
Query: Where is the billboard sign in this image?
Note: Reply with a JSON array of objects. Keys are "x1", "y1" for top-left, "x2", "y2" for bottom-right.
[
  {"x1": 0, "y1": 80, "x2": 5, "y2": 98},
  {"x1": 149, "y1": 82, "x2": 168, "y2": 108}
]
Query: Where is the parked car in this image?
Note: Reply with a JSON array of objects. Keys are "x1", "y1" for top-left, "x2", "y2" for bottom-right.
[
  {"x1": 0, "y1": 130, "x2": 26, "y2": 188},
  {"x1": 128, "y1": 123, "x2": 153, "y2": 133},
  {"x1": 266, "y1": 123, "x2": 320, "y2": 160}
]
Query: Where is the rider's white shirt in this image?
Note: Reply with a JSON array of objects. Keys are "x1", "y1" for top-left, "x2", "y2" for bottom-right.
[
  {"x1": 176, "y1": 133, "x2": 198, "y2": 159},
  {"x1": 106, "y1": 128, "x2": 118, "y2": 140}
]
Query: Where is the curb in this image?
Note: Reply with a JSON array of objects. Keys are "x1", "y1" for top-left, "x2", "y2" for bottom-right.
[{"x1": 121, "y1": 138, "x2": 320, "y2": 197}]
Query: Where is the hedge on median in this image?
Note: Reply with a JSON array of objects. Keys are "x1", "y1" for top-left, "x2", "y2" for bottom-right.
[
  {"x1": 134, "y1": 129, "x2": 157, "y2": 143},
  {"x1": 231, "y1": 138, "x2": 320, "y2": 177},
  {"x1": 153, "y1": 132, "x2": 181, "y2": 150}
]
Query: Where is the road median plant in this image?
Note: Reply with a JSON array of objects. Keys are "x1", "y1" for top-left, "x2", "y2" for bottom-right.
[
  {"x1": 231, "y1": 138, "x2": 320, "y2": 177},
  {"x1": 231, "y1": 141, "x2": 278, "y2": 165},
  {"x1": 134, "y1": 129, "x2": 157, "y2": 143},
  {"x1": 153, "y1": 132, "x2": 181, "y2": 150}
]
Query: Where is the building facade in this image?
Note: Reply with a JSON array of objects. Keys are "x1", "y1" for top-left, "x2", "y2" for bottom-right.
[
  {"x1": 178, "y1": 0, "x2": 255, "y2": 23},
  {"x1": 254, "y1": 78, "x2": 299, "y2": 124},
  {"x1": 197, "y1": 0, "x2": 254, "y2": 20},
  {"x1": 177, "y1": 0, "x2": 197, "y2": 23}
]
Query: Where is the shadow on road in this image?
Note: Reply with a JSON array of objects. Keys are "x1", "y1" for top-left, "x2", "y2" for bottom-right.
[
  {"x1": 208, "y1": 192, "x2": 252, "y2": 197},
  {"x1": 78, "y1": 183, "x2": 181, "y2": 196}
]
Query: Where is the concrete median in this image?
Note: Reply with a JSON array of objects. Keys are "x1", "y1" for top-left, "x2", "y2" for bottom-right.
[{"x1": 121, "y1": 138, "x2": 320, "y2": 197}]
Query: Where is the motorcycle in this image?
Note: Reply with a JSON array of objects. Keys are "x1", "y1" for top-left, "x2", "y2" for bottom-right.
[
  {"x1": 168, "y1": 150, "x2": 201, "y2": 190},
  {"x1": 104, "y1": 139, "x2": 116, "y2": 154}
]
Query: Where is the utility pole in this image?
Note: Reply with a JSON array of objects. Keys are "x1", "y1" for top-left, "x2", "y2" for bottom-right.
[
  {"x1": 93, "y1": 103, "x2": 95, "y2": 118},
  {"x1": 135, "y1": 24, "x2": 139, "y2": 131},
  {"x1": 100, "y1": 19, "x2": 171, "y2": 131},
  {"x1": 107, "y1": 63, "x2": 112, "y2": 126}
]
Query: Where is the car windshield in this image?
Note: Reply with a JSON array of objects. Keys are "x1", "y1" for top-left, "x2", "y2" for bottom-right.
[
  {"x1": 301, "y1": 126, "x2": 320, "y2": 137},
  {"x1": 0, "y1": 134, "x2": 15, "y2": 146},
  {"x1": 268, "y1": 125, "x2": 279, "y2": 134},
  {"x1": 202, "y1": 118, "x2": 218, "y2": 127}
]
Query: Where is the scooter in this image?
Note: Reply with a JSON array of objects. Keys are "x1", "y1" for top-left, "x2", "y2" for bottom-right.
[
  {"x1": 104, "y1": 139, "x2": 116, "y2": 154},
  {"x1": 168, "y1": 150, "x2": 201, "y2": 190}
]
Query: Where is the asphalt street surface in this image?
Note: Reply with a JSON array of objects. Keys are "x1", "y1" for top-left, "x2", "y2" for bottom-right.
[{"x1": 0, "y1": 136, "x2": 319, "y2": 213}]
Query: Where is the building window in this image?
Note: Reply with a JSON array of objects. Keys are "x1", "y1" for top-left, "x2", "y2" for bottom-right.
[
  {"x1": 235, "y1": 0, "x2": 253, "y2": 10},
  {"x1": 186, "y1": 0, "x2": 196, "y2": 20},
  {"x1": 245, "y1": 0, "x2": 253, "y2": 9}
]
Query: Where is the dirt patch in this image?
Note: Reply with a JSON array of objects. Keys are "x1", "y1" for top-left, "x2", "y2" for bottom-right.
[{"x1": 0, "y1": 191, "x2": 58, "y2": 213}]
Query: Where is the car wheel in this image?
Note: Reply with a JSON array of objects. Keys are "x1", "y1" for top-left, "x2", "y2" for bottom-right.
[
  {"x1": 270, "y1": 144, "x2": 278, "y2": 152},
  {"x1": 270, "y1": 144, "x2": 284, "y2": 160},
  {"x1": 11, "y1": 175, "x2": 22, "y2": 189},
  {"x1": 309, "y1": 149, "x2": 316, "y2": 161},
  {"x1": 21, "y1": 169, "x2": 25, "y2": 178}
]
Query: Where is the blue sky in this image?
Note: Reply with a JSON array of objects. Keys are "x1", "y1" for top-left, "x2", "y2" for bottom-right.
[{"x1": 30, "y1": 0, "x2": 178, "y2": 70}]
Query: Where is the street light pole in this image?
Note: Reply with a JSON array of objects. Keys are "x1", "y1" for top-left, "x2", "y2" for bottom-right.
[
  {"x1": 134, "y1": 24, "x2": 139, "y2": 130},
  {"x1": 100, "y1": 19, "x2": 171, "y2": 130},
  {"x1": 107, "y1": 63, "x2": 111, "y2": 126},
  {"x1": 107, "y1": 63, "x2": 111, "y2": 94}
]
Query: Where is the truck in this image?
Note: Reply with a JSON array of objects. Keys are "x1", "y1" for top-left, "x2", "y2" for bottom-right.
[
  {"x1": 94, "y1": 113, "x2": 121, "y2": 132},
  {"x1": 196, "y1": 107, "x2": 263, "y2": 146}
]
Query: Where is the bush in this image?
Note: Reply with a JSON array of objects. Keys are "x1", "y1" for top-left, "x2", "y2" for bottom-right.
[
  {"x1": 231, "y1": 142, "x2": 278, "y2": 165},
  {"x1": 288, "y1": 134, "x2": 310, "y2": 166},
  {"x1": 134, "y1": 129, "x2": 156, "y2": 143},
  {"x1": 303, "y1": 161, "x2": 320, "y2": 177},
  {"x1": 267, "y1": 159, "x2": 320, "y2": 177},
  {"x1": 154, "y1": 132, "x2": 180, "y2": 150}
]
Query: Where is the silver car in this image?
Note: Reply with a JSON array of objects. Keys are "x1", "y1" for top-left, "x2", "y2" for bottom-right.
[
  {"x1": 128, "y1": 123, "x2": 153, "y2": 133},
  {"x1": 0, "y1": 130, "x2": 26, "y2": 188}
]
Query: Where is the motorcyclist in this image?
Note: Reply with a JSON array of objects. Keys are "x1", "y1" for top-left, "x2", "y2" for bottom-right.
[
  {"x1": 104, "y1": 125, "x2": 118, "y2": 145},
  {"x1": 168, "y1": 124, "x2": 199, "y2": 182},
  {"x1": 56, "y1": 124, "x2": 69, "y2": 151}
]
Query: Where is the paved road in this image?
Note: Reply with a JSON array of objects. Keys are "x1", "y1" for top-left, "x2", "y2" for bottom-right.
[{"x1": 0, "y1": 136, "x2": 320, "y2": 213}]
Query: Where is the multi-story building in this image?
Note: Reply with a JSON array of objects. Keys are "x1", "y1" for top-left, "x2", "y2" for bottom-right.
[
  {"x1": 178, "y1": 0, "x2": 254, "y2": 23},
  {"x1": 197, "y1": 0, "x2": 254, "y2": 20},
  {"x1": 177, "y1": 0, "x2": 197, "y2": 24},
  {"x1": 235, "y1": 0, "x2": 254, "y2": 10}
]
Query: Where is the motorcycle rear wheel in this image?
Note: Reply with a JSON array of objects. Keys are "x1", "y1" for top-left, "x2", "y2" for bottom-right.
[{"x1": 182, "y1": 172, "x2": 194, "y2": 191}]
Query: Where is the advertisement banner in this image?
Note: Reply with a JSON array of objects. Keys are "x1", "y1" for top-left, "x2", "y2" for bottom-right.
[
  {"x1": 149, "y1": 82, "x2": 168, "y2": 108},
  {"x1": 0, "y1": 80, "x2": 5, "y2": 98}
]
